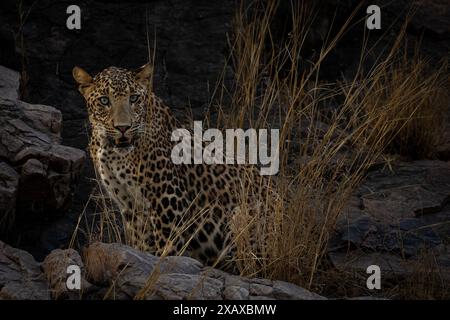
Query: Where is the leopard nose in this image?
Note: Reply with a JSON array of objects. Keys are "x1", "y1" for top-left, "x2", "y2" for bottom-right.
[{"x1": 114, "y1": 125, "x2": 131, "y2": 134}]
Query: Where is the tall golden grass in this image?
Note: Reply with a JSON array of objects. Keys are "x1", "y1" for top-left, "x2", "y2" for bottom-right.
[{"x1": 209, "y1": 0, "x2": 449, "y2": 291}]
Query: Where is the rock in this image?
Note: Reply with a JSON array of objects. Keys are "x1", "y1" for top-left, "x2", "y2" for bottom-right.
[
  {"x1": 340, "y1": 213, "x2": 378, "y2": 247},
  {"x1": 0, "y1": 240, "x2": 50, "y2": 299},
  {"x1": 148, "y1": 273, "x2": 223, "y2": 300},
  {"x1": 83, "y1": 242, "x2": 203, "y2": 298},
  {"x1": 42, "y1": 248, "x2": 92, "y2": 299},
  {"x1": 0, "y1": 162, "x2": 19, "y2": 231},
  {"x1": 359, "y1": 161, "x2": 450, "y2": 222},
  {"x1": 0, "y1": 92, "x2": 85, "y2": 245},
  {"x1": 0, "y1": 65, "x2": 20, "y2": 100},
  {"x1": 330, "y1": 161, "x2": 450, "y2": 283},
  {"x1": 249, "y1": 283, "x2": 273, "y2": 297},
  {"x1": 0, "y1": 98, "x2": 63, "y2": 161},
  {"x1": 362, "y1": 185, "x2": 446, "y2": 222},
  {"x1": 329, "y1": 249, "x2": 450, "y2": 282},
  {"x1": 411, "y1": 0, "x2": 450, "y2": 36},
  {"x1": 249, "y1": 296, "x2": 276, "y2": 300},
  {"x1": 347, "y1": 296, "x2": 389, "y2": 300},
  {"x1": 83, "y1": 242, "x2": 326, "y2": 300},
  {"x1": 84, "y1": 242, "x2": 160, "y2": 286},
  {"x1": 47, "y1": 145, "x2": 85, "y2": 174},
  {"x1": 223, "y1": 286, "x2": 249, "y2": 300},
  {"x1": 272, "y1": 281, "x2": 326, "y2": 300},
  {"x1": 329, "y1": 251, "x2": 415, "y2": 278},
  {"x1": 0, "y1": 240, "x2": 326, "y2": 300},
  {"x1": 21, "y1": 158, "x2": 47, "y2": 178}
]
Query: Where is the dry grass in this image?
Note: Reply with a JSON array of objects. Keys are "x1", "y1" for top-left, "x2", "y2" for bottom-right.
[
  {"x1": 342, "y1": 50, "x2": 448, "y2": 160},
  {"x1": 71, "y1": 0, "x2": 449, "y2": 299},
  {"x1": 209, "y1": 0, "x2": 449, "y2": 293}
]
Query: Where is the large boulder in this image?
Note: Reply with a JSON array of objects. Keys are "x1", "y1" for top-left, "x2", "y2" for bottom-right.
[
  {"x1": 82, "y1": 242, "x2": 326, "y2": 300},
  {"x1": 0, "y1": 241, "x2": 326, "y2": 300}
]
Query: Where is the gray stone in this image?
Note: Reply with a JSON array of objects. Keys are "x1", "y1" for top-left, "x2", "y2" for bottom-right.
[
  {"x1": 42, "y1": 248, "x2": 92, "y2": 299},
  {"x1": 83, "y1": 242, "x2": 326, "y2": 300},
  {"x1": 223, "y1": 286, "x2": 249, "y2": 300},
  {"x1": 249, "y1": 296, "x2": 276, "y2": 300},
  {"x1": 0, "y1": 65, "x2": 20, "y2": 100},
  {"x1": 83, "y1": 242, "x2": 203, "y2": 298},
  {"x1": 224, "y1": 275, "x2": 250, "y2": 289},
  {"x1": 249, "y1": 283, "x2": 273, "y2": 297},
  {"x1": 21, "y1": 158, "x2": 47, "y2": 178},
  {"x1": 48, "y1": 145, "x2": 86, "y2": 174},
  {"x1": 359, "y1": 161, "x2": 450, "y2": 223},
  {"x1": 0, "y1": 162, "x2": 19, "y2": 231},
  {"x1": 149, "y1": 273, "x2": 223, "y2": 300},
  {"x1": 362, "y1": 185, "x2": 447, "y2": 222},
  {"x1": 0, "y1": 241, "x2": 50, "y2": 299},
  {"x1": 0, "y1": 96, "x2": 85, "y2": 239},
  {"x1": 328, "y1": 250, "x2": 450, "y2": 281},
  {"x1": 272, "y1": 281, "x2": 326, "y2": 300}
]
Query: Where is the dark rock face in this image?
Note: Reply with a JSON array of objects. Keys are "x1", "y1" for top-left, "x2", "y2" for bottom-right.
[
  {"x1": 0, "y1": 66, "x2": 85, "y2": 257},
  {"x1": 329, "y1": 161, "x2": 450, "y2": 281},
  {"x1": 0, "y1": 65, "x2": 20, "y2": 100},
  {"x1": 1, "y1": 0, "x2": 236, "y2": 148}
]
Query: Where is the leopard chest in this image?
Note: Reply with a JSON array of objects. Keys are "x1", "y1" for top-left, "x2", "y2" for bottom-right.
[{"x1": 95, "y1": 146, "x2": 146, "y2": 213}]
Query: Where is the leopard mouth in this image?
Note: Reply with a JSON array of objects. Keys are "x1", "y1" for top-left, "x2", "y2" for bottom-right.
[
  {"x1": 115, "y1": 138, "x2": 132, "y2": 148},
  {"x1": 109, "y1": 136, "x2": 133, "y2": 149}
]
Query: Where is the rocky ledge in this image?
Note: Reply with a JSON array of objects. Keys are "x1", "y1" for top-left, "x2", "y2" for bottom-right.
[
  {"x1": 329, "y1": 160, "x2": 450, "y2": 283},
  {"x1": 0, "y1": 240, "x2": 325, "y2": 300},
  {"x1": 0, "y1": 66, "x2": 86, "y2": 248}
]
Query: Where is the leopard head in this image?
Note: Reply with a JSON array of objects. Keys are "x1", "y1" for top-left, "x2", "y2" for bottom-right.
[{"x1": 73, "y1": 64, "x2": 152, "y2": 151}]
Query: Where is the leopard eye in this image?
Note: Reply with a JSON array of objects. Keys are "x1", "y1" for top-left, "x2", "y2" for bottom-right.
[
  {"x1": 99, "y1": 96, "x2": 110, "y2": 106},
  {"x1": 129, "y1": 94, "x2": 140, "y2": 103}
]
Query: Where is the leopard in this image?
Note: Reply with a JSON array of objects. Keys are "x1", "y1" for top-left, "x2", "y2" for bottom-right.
[{"x1": 72, "y1": 63, "x2": 270, "y2": 266}]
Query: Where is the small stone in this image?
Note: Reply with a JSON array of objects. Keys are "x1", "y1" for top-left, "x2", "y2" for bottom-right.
[
  {"x1": 21, "y1": 158, "x2": 47, "y2": 177},
  {"x1": 249, "y1": 283, "x2": 273, "y2": 297},
  {"x1": 223, "y1": 286, "x2": 249, "y2": 300},
  {"x1": 42, "y1": 248, "x2": 92, "y2": 299}
]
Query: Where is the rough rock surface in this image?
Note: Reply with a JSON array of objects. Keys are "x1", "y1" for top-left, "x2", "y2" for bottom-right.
[
  {"x1": 0, "y1": 65, "x2": 20, "y2": 100},
  {"x1": 329, "y1": 160, "x2": 450, "y2": 281},
  {"x1": 82, "y1": 242, "x2": 326, "y2": 300},
  {"x1": 0, "y1": 240, "x2": 326, "y2": 300},
  {"x1": 0, "y1": 66, "x2": 85, "y2": 254},
  {"x1": 42, "y1": 248, "x2": 92, "y2": 299},
  {"x1": 0, "y1": 241, "x2": 50, "y2": 299}
]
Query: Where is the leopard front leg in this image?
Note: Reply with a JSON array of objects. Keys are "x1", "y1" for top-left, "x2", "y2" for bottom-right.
[
  {"x1": 152, "y1": 214, "x2": 186, "y2": 257},
  {"x1": 121, "y1": 208, "x2": 156, "y2": 253}
]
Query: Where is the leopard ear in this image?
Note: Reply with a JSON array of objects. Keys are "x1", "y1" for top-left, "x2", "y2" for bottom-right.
[
  {"x1": 72, "y1": 66, "x2": 94, "y2": 96},
  {"x1": 134, "y1": 63, "x2": 153, "y2": 88}
]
